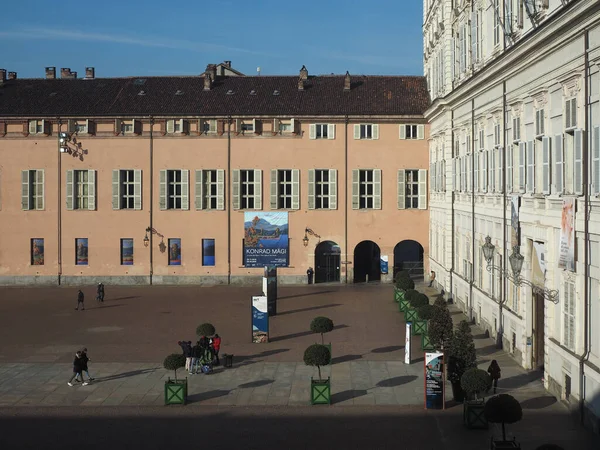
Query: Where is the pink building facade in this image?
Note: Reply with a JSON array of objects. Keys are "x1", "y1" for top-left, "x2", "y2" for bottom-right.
[{"x1": 0, "y1": 65, "x2": 430, "y2": 285}]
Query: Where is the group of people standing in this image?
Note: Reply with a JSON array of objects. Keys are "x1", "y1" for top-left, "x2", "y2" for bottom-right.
[
  {"x1": 68, "y1": 348, "x2": 93, "y2": 386},
  {"x1": 179, "y1": 334, "x2": 222, "y2": 375}
]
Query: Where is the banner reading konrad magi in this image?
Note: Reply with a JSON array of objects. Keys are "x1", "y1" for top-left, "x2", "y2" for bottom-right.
[{"x1": 244, "y1": 212, "x2": 289, "y2": 268}]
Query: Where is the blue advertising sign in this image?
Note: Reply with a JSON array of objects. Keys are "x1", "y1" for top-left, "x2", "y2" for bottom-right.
[
  {"x1": 424, "y1": 352, "x2": 445, "y2": 410},
  {"x1": 244, "y1": 212, "x2": 289, "y2": 268},
  {"x1": 380, "y1": 255, "x2": 389, "y2": 274},
  {"x1": 252, "y1": 295, "x2": 269, "y2": 343}
]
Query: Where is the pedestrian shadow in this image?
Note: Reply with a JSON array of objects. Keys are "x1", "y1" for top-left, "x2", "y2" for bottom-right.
[
  {"x1": 278, "y1": 290, "x2": 336, "y2": 300},
  {"x1": 520, "y1": 396, "x2": 557, "y2": 410},
  {"x1": 331, "y1": 389, "x2": 368, "y2": 404},
  {"x1": 500, "y1": 370, "x2": 544, "y2": 390},
  {"x1": 276, "y1": 303, "x2": 341, "y2": 316},
  {"x1": 96, "y1": 368, "x2": 160, "y2": 383},
  {"x1": 233, "y1": 349, "x2": 290, "y2": 365},
  {"x1": 269, "y1": 324, "x2": 349, "y2": 342},
  {"x1": 109, "y1": 296, "x2": 141, "y2": 301},
  {"x1": 187, "y1": 389, "x2": 230, "y2": 403},
  {"x1": 87, "y1": 305, "x2": 125, "y2": 310},
  {"x1": 238, "y1": 379, "x2": 274, "y2": 389},
  {"x1": 476, "y1": 345, "x2": 499, "y2": 356},
  {"x1": 371, "y1": 345, "x2": 403, "y2": 354},
  {"x1": 331, "y1": 354, "x2": 362, "y2": 364},
  {"x1": 376, "y1": 376, "x2": 418, "y2": 388}
]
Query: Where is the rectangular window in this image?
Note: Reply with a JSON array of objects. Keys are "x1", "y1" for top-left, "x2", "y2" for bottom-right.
[
  {"x1": 195, "y1": 169, "x2": 225, "y2": 210},
  {"x1": 397, "y1": 169, "x2": 428, "y2": 210},
  {"x1": 565, "y1": 98, "x2": 577, "y2": 129},
  {"x1": 75, "y1": 238, "x2": 88, "y2": 265},
  {"x1": 316, "y1": 170, "x2": 330, "y2": 209},
  {"x1": 28, "y1": 120, "x2": 47, "y2": 135},
  {"x1": 168, "y1": 238, "x2": 182, "y2": 265},
  {"x1": 120, "y1": 238, "x2": 134, "y2": 265},
  {"x1": 309, "y1": 123, "x2": 335, "y2": 140},
  {"x1": 512, "y1": 117, "x2": 520, "y2": 142},
  {"x1": 120, "y1": 170, "x2": 135, "y2": 209},
  {"x1": 31, "y1": 238, "x2": 44, "y2": 265},
  {"x1": 405, "y1": 170, "x2": 419, "y2": 209},
  {"x1": 563, "y1": 280, "x2": 576, "y2": 350},
  {"x1": 493, "y1": 0, "x2": 501, "y2": 47},
  {"x1": 359, "y1": 170, "x2": 375, "y2": 209},
  {"x1": 494, "y1": 123, "x2": 501, "y2": 147},
  {"x1": 240, "y1": 120, "x2": 255, "y2": 133},
  {"x1": 202, "y1": 239, "x2": 215, "y2": 266},
  {"x1": 166, "y1": 119, "x2": 186, "y2": 134},
  {"x1": 232, "y1": 170, "x2": 262, "y2": 210},
  {"x1": 76, "y1": 170, "x2": 89, "y2": 209},
  {"x1": 21, "y1": 169, "x2": 44, "y2": 210},
  {"x1": 242, "y1": 170, "x2": 256, "y2": 209},
  {"x1": 400, "y1": 124, "x2": 424, "y2": 140},
  {"x1": 354, "y1": 124, "x2": 379, "y2": 140},
  {"x1": 352, "y1": 169, "x2": 381, "y2": 209},
  {"x1": 270, "y1": 169, "x2": 299, "y2": 210},
  {"x1": 66, "y1": 170, "x2": 95, "y2": 211},
  {"x1": 201, "y1": 119, "x2": 217, "y2": 134},
  {"x1": 278, "y1": 119, "x2": 293, "y2": 133},
  {"x1": 535, "y1": 109, "x2": 545, "y2": 137},
  {"x1": 121, "y1": 120, "x2": 134, "y2": 134},
  {"x1": 308, "y1": 169, "x2": 337, "y2": 210},
  {"x1": 159, "y1": 170, "x2": 189, "y2": 210}
]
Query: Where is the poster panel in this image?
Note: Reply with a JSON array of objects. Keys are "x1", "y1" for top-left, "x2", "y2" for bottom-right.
[
  {"x1": 244, "y1": 212, "x2": 289, "y2": 267},
  {"x1": 424, "y1": 352, "x2": 445, "y2": 410},
  {"x1": 558, "y1": 198, "x2": 575, "y2": 271},
  {"x1": 31, "y1": 238, "x2": 44, "y2": 265},
  {"x1": 202, "y1": 239, "x2": 215, "y2": 266},
  {"x1": 380, "y1": 255, "x2": 389, "y2": 274},
  {"x1": 405, "y1": 322, "x2": 412, "y2": 364},
  {"x1": 252, "y1": 295, "x2": 269, "y2": 343},
  {"x1": 120, "y1": 238, "x2": 134, "y2": 266},
  {"x1": 75, "y1": 238, "x2": 88, "y2": 265},
  {"x1": 168, "y1": 238, "x2": 182, "y2": 265},
  {"x1": 511, "y1": 195, "x2": 520, "y2": 248},
  {"x1": 532, "y1": 242, "x2": 546, "y2": 286}
]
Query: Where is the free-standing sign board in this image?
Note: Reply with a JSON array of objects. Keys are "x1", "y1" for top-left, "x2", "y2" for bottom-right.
[
  {"x1": 252, "y1": 295, "x2": 269, "y2": 343},
  {"x1": 404, "y1": 322, "x2": 412, "y2": 364},
  {"x1": 424, "y1": 352, "x2": 445, "y2": 410}
]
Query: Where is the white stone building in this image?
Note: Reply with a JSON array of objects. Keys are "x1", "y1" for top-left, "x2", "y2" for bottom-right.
[{"x1": 423, "y1": 0, "x2": 600, "y2": 431}]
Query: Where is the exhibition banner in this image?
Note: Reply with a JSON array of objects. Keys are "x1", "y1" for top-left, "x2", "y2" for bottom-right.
[
  {"x1": 424, "y1": 352, "x2": 445, "y2": 410},
  {"x1": 252, "y1": 296, "x2": 269, "y2": 343},
  {"x1": 532, "y1": 242, "x2": 547, "y2": 287},
  {"x1": 405, "y1": 322, "x2": 412, "y2": 364},
  {"x1": 244, "y1": 212, "x2": 289, "y2": 267},
  {"x1": 511, "y1": 195, "x2": 520, "y2": 248},
  {"x1": 558, "y1": 198, "x2": 575, "y2": 271},
  {"x1": 380, "y1": 255, "x2": 389, "y2": 274}
]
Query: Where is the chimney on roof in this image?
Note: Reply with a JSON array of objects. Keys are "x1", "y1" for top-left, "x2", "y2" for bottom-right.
[
  {"x1": 61, "y1": 68, "x2": 71, "y2": 79},
  {"x1": 298, "y1": 77, "x2": 305, "y2": 91},
  {"x1": 344, "y1": 71, "x2": 351, "y2": 91},
  {"x1": 224, "y1": 60, "x2": 231, "y2": 68},
  {"x1": 206, "y1": 64, "x2": 217, "y2": 81},
  {"x1": 45, "y1": 67, "x2": 56, "y2": 79},
  {"x1": 204, "y1": 74, "x2": 212, "y2": 91},
  {"x1": 85, "y1": 67, "x2": 95, "y2": 79},
  {"x1": 8, "y1": 71, "x2": 17, "y2": 80},
  {"x1": 299, "y1": 65, "x2": 308, "y2": 80},
  {"x1": 0, "y1": 69, "x2": 6, "y2": 84}
]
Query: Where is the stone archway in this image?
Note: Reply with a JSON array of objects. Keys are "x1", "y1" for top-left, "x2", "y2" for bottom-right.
[
  {"x1": 314, "y1": 241, "x2": 341, "y2": 283},
  {"x1": 353, "y1": 240, "x2": 381, "y2": 283},
  {"x1": 393, "y1": 240, "x2": 424, "y2": 279}
]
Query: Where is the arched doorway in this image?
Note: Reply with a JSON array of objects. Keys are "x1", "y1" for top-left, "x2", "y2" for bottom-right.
[
  {"x1": 393, "y1": 240, "x2": 424, "y2": 279},
  {"x1": 354, "y1": 240, "x2": 381, "y2": 283},
  {"x1": 314, "y1": 241, "x2": 341, "y2": 283}
]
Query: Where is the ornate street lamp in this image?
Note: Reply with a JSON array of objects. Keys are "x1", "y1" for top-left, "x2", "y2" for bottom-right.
[{"x1": 303, "y1": 227, "x2": 321, "y2": 248}]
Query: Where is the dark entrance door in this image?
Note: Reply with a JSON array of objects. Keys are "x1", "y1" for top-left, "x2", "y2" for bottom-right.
[
  {"x1": 353, "y1": 240, "x2": 381, "y2": 283},
  {"x1": 393, "y1": 240, "x2": 424, "y2": 279},
  {"x1": 315, "y1": 241, "x2": 341, "y2": 283},
  {"x1": 532, "y1": 291, "x2": 545, "y2": 370}
]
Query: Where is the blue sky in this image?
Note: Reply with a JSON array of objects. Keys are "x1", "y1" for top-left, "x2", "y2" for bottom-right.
[{"x1": 0, "y1": 0, "x2": 423, "y2": 79}]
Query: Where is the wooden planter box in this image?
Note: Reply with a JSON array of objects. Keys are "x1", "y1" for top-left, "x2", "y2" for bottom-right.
[
  {"x1": 398, "y1": 298, "x2": 410, "y2": 312},
  {"x1": 490, "y1": 438, "x2": 520, "y2": 449},
  {"x1": 394, "y1": 288, "x2": 405, "y2": 303},
  {"x1": 310, "y1": 377, "x2": 331, "y2": 405},
  {"x1": 164, "y1": 378, "x2": 187, "y2": 405},
  {"x1": 421, "y1": 333, "x2": 435, "y2": 351},
  {"x1": 463, "y1": 399, "x2": 488, "y2": 429},
  {"x1": 413, "y1": 320, "x2": 428, "y2": 335},
  {"x1": 404, "y1": 308, "x2": 418, "y2": 323}
]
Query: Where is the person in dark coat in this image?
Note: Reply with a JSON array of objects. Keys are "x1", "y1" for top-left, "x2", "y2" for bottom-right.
[
  {"x1": 75, "y1": 290, "x2": 85, "y2": 311},
  {"x1": 68, "y1": 351, "x2": 87, "y2": 386},
  {"x1": 79, "y1": 347, "x2": 94, "y2": 382},
  {"x1": 96, "y1": 283, "x2": 105, "y2": 302},
  {"x1": 487, "y1": 359, "x2": 501, "y2": 393},
  {"x1": 178, "y1": 341, "x2": 193, "y2": 372},
  {"x1": 307, "y1": 267, "x2": 314, "y2": 285},
  {"x1": 190, "y1": 342, "x2": 202, "y2": 375}
]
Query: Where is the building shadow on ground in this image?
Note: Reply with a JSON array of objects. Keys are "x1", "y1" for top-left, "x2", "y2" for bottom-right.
[
  {"x1": 376, "y1": 376, "x2": 418, "y2": 388},
  {"x1": 371, "y1": 345, "x2": 403, "y2": 353},
  {"x1": 331, "y1": 354, "x2": 362, "y2": 364},
  {"x1": 269, "y1": 325, "x2": 349, "y2": 342},
  {"x1": 278, "y1": 291, "x2": 337, "y2": 300},
  {"x1": 499, "y1": 370, "x2": 544, "y2": 390},
  {"x1": 87, "y1": 305, "x2": 125, "y2": 311},
  {"x1": 520, "y1": 396, "x2": 557, "y2": 409},
  {"x1": 187, "y1": 389, "x2": 231, "y2": 403},
  {"x1": 97, "y1": 368, "x2": 160, "y2": 383},
  {"x1": 276, "y1": 303, "x2": 341, "y2": 316},
  {"x1": 109, "y1": 296, "x2": 141, "y2": 301},
  {"x1": 238, "y1": 379, "x2": 274, "y2": 389},
  {"x1": 233, "y1": 349, "x2": 290, "y2": 366},
  {"x1": 331, "y1": 389, "x2": 368, "y2": 403}
]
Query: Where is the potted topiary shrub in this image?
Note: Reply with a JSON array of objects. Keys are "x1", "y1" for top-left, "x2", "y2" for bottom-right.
[
  {"x1": 461, "y1": 368, "x2": 492, "y2": 429},
  {"x1": 484, "y1": 394, "x2": 523, "y2": 449},
  {"x1": 304, "y1": 344, "x2": 332, "y2": 405},
  {"x1": 414, "y1": 302, "x2": 434, "y2": 336},
  {"x1": 163, "y1": 353, "x2": 187, "y2": 405},
  {"x1": 408, "y1": 293, "x2": 430, "y2": 330},
  {"x1": 428, "y1": 301, "x2": 453, "y2": 351},
  {"x1": 448, "y1": 320, "x2": 477, "y2": 403},
  {"x1": 394, "y1": 274, "x2": 414, "y2": 303},
  {"x1": 400, "y1": 288, "x2": 418, "y2": 313},
  {"x1": 310, "y1": 316, "x2": 334, "y2": 363},
  {"x1": 196, "y1": 323, "x2": 216, "y2": 337}
]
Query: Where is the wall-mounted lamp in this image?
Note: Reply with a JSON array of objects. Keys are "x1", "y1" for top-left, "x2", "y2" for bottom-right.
[
  {"x1": 59, "y1": 131, "x2": 87, "y2": 159},
  {"x1": 303, "y1": 227, "x2": 321, "y2": 247},
  {"x1": 144, "y1": 226, "x2": 164, "y2": 248}
]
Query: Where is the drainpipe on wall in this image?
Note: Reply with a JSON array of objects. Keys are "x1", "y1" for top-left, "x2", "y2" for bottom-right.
[
  {"x1": 579, "y1": 29, "x2": 591, "y2": 425},
  {"x1": 498, "y1": 80, "x2": 507, "y2": 350},
  {"x1": 470, "y1": 99, "x2": 475, "y2": 322},
  {"x1": 57, "y1": 117, "x2": 62, "y2": 285},
  {"x1": 227, "y1": 116, "x2": 232, "y2": 285},
  {"x1": 449, "y1": 108, "x2": 455, "y2": 302},
  {"x1": 149, "y1": 117, "x2": 154, "y2": 285},
  {"x1": 344, "y1": 115, "x2": 349, "y2": 284}
]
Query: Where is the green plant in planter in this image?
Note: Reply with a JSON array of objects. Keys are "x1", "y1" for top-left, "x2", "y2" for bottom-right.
[
  {"x1": 461, "y1": 368, "x2": 492, "y2": 401},
  {"x1": 433, "y1": 295, "x2": 447, "y2": 308},
  {"x1": 410, "y1": 293, "x2": 430, "y2": 309},
  {"x1": 196, "y1": 323, "x2": 216, "y2": 337},
  {"x1": 394, "y1": 270, "x2": 410, "y2": 283},
  {"x1": 163, "y1": 353, "x2": 187, "y2": 405},
  {"x1": 310, "y1": 317, "x2": 334, "y2": 345},
  {"x1": 416, "y1": 304, "x2": 435, "y2": 320},
  {"x1": 485, "y1": 394, "x2": 523, "y2": 445},
  {"x1": 304, "y1": 344, "x2": 332, "y2": 405},
  {"x1": 448, "y1": 321, "x2": 477, "y2": 402},
  {"x1": 395, "y1": 275, "x2": 415, "y2": 292},
  {"x1": 428, "y1": 302, "x2": 453, "y2": 350},
  {"x1": 399, "y1": 288, "x2": 418, "y2": 311}
]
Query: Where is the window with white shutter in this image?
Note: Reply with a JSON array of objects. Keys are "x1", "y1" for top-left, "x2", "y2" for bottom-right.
[
  {"x1": 592, "y1": 126, "x2": 600, "y2": 196},
  {"x1": 418, "y1": 169, "x2": 427, "y2": 209},
  {"x1": 518, "y1": 142, "x2": 526, "y2": 193},
  {"x1": 195, "y1": 170, "x2": 225, "y2": 210},
  {"x1": 354, "y1": 124, "x2": 378, "y2": 140},
  {"x1": 112, "y1": 169, "x2": 142, "y2": 210},
  {"x1": 542, "y1": 137, "x2": 551, "y2": 195},
  {"x1": 68, "y1": 170, "x2": 95, "y2": 210},
  {"x1": 507, "y1": 146, "x2": 513, "y2": 192},
  {"x1": 353, "y1": 169, "x2": 381, "y2": 209},
  {"x1": 535, "y1": 109, "x2": 545, "y2": 137},
  {"x1": 497, "y1": 147, "x2": 503, "y2": 193},
  {"x1": 482, "y1": 152, "x2": 488, "y2": 193},
  {"x1": 270, "y1": 169, "x2": 299, "y2": 210},
  {"x1": 234, "y1": 170, "x2": 261, "y2": 210},
  {"x1": 452, "y1": 158, "x2": 457, "y2": 192},
  {"x1": 310, "y1": 124, "x2": 335, "y2": 139},
  {"x1": 574, "y1": 129, "x2": 583, "y2": 195},
  {"x1": 490, "y1": 149, "x2": 496, "y2": 193},
  {"x1": 21, "y1": 169, "x2": 45, "y2": 210},
  {"x1": 512, "y1": 116, "x2": 520, "y2": 142},
  {"x1": 563, "y1": 280, "x2": 576, "y2": 351},
  {"x1": 526, "y1": 141, "x2": 534, "y2": 194},
  {"x1": 160, "y1": 170, "x2": 189, "y2": 210},
  {"x1": 474, "y1": 153, "x2": 479, "y2": 192},
  {"x1": 554, "y1": 135, "x2": 564, "y2": 194},
  {"x1": 565, "y1": 98, "x2": 577, "y2": 130}
]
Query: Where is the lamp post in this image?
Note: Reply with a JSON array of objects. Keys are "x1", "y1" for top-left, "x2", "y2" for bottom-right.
[{"x1": 303, "y1": 227, "x2": 321, "y2": 247}]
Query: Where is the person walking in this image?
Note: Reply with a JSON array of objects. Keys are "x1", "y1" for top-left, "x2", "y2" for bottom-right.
[
  {"x1": 68, "y1": 351, "x2": 88, "y2": 386},
  {"x1": 96, "y1": 283, "x2": 105, "y2": 302},
  {"x1": 307, "y1": 267, "x2": 314, "y2": 285},
  {"x1": 80, "y1": 348, "x2": 94, "y2": 382},
  {"x1": 428, "y1": 271, "x2": 436, "y2": 288},
  {"x1": 212, "y1": 334, "x2": 222, "y2": 366},
  {"x1": 178, "y1": 340, "x2": 192, "y2": 372},
  {"x1": 487, "y1": 359, "x2": 501, "y2": 394},
  {"x1": 75, "y1": 290, "x2": 85, "y2": 311}
]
